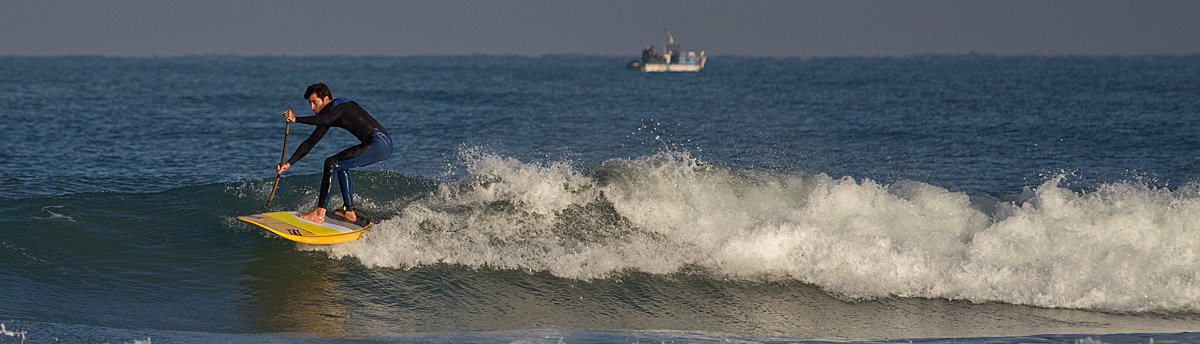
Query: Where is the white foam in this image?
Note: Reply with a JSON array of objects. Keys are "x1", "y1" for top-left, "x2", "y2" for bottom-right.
[
  {"x1": 40, "y1": 205, "x2": 75, "y2": 222},
  {"x1": 1, "y1": 323, "x2": 27, "y2": 343},
  {"x1": 315, "y1": 150, "x2": 1200, "y2": 313}
]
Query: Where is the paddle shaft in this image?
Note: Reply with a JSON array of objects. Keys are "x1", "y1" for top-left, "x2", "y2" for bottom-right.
[{"x1": 265, "y1": 121, "x2": 290, "y2": 207}]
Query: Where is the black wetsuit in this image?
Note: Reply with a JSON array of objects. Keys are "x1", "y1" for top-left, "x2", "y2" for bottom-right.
[{"x1": 286, "y1": 98, "x2": 392, "y2": 210}]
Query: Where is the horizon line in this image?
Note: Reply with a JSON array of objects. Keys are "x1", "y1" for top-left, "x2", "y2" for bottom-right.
[{"x1": 4, "y1": 52, "x2": 1199, "y2": 59}]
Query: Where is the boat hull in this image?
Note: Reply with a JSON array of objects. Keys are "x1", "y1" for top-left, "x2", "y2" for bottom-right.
[{"x1": 641, "y1": 62, "x2": 703, "y2": 72}]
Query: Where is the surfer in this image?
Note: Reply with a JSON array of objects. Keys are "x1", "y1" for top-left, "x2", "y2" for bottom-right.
[{"x1": 275, "y1": 83, "x2": 392, "y2": 224}]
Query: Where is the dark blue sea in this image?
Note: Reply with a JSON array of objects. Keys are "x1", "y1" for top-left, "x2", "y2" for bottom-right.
[{"x1": 2, "y1": 55, "x2": 1199, "y2": 343}]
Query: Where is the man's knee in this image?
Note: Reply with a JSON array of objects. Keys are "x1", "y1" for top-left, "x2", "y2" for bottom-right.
[{"x1": 324, "y1": 156, "x2": 341, "y2": 172}]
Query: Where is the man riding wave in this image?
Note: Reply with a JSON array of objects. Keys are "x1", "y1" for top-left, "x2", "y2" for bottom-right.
[{"x1": 276, "y1": 83, "x2": 392, "y2": 224}]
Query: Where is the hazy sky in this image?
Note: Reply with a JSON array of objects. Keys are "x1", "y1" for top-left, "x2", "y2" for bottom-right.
[{"x1": 3, "y1": 0, "x2": 1198, "y2": 57}]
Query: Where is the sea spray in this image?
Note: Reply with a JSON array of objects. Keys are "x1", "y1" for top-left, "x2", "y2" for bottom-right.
[
  {"x1": 0, "y1": 323, "x2": 27, "y2": 343},
  {"x1": 315, "y1": 150, "x2": 1200, "y2": 313},
  {"x1": 962, "y1": 177, "x2": 1200, "y2": 312}
]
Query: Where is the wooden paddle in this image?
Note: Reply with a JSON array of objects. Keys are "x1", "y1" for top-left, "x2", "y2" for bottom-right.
[{"x1": 264, "y1": 121, "x2": 290, "y2": 208}]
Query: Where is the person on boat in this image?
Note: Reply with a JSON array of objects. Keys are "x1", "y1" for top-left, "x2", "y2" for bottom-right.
[{"x1": 276, "y1": 83, "x2": 392, "y2": 224}]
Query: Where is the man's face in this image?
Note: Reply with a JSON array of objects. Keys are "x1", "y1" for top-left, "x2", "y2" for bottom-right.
[{"x1": 308, "y1": 94, "x2": 332, "y2": 114}]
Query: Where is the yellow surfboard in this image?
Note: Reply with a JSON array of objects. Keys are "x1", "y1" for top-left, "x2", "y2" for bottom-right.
[{"x1": 238, "y1": 211, "x2": 372, "y2": 244}]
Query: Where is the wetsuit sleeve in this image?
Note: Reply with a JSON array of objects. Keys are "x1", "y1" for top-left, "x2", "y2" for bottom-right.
[
  {"x1": 295, "y1": 107, "x2": 341, "y2": 126},
  {"x1": 286, "y1": 125, "x2": 329, "y2": 165}
]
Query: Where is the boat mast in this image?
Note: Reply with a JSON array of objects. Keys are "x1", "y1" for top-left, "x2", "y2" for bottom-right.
[{"x1": 665, "y1": 30, "x2": 679, "y2": 54}]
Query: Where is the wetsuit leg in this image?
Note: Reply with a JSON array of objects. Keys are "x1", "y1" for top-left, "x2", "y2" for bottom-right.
[
  {"x1": 318, "y1": 131, "x2": 393, "y2": 209},
  {"x1": 317, "y1": 143, "x2": 370, "y2": 209},
  {"x1": 336, "y1": 169, "x2": 352, "y2": 209}
]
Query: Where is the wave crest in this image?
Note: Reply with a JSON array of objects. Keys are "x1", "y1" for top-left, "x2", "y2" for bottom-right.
[{"x1": 315, "y1": 150, "x2": 1200, "y2": 313}]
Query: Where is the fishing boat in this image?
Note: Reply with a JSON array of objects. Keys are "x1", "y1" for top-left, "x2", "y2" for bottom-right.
[{"x1": 627, "y1": 31, "x2": 706, "y2": 72}]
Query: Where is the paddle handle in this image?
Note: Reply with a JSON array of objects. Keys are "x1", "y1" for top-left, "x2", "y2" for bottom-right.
[
  {"x1": 279, "y1": 121, "x2": 291, "y2": 167},
  {"x1": 265, "y1": 121, "x2": 290, "y2": 208}
]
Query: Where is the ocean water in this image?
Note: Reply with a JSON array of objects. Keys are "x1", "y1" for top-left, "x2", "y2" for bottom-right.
[{"x1": 1, "y1": 54, "x2": 1199, "y2": 343}]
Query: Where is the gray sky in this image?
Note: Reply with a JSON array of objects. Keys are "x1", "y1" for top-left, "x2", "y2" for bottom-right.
[{"x1": 2, "y1": 0, "x2": 1198, "y2": 57}]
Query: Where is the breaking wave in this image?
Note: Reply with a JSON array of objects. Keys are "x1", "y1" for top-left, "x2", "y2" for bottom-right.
[{"x1": 314, "y1": 149, "x2": 1200, "y2": 313}]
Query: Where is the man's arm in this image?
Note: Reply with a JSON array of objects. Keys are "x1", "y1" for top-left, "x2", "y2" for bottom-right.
[
  {"x1": 285, "y1": 125, "x2": 329, "y2": 166},
  {"x1": 295, "y1": 106, "x2": 341, "y2": 126},
  {"x1": 278, "y1": 108, "x2": 332, "y2": 170},
  {"x1": 285, "y1": 108, "x2": 339, "y2": 126}
]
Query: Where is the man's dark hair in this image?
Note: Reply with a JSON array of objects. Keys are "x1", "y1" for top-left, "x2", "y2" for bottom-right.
[{"x1": 304, "y1": 83, "x2": 332, "y2": 100}]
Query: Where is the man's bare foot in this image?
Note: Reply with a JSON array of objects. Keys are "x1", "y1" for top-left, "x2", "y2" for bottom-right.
[
  {"x1": 332, "y1": 209, "x2": 357, "y2": 223},
  {"x1": 298, "y1": 208, "x2": 326, "y2": 224}
]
